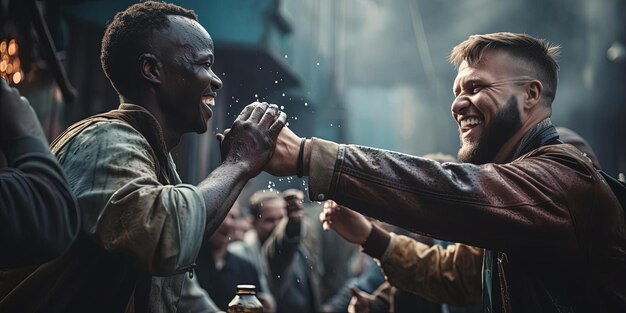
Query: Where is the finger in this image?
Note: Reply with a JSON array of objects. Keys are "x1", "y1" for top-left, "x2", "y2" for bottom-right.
[
  {"x1": 236, "y1": 103, "x2": 259, "y2": 122},
  {"x1": 216, "y1": 133, "x2": 224, "y2": 143},
  {"x1": 259, "y1": 104, "x2": 279, "y2": 127},
  {"x1": 322, "y1": 221, "x2": 330, "y2": 231},
  {"x1": 349, "y1": 287, "x2": 364, "y2": 299},
  {"x1": 248, "y1": 102, "x2": 269, "y2": 122},
  {"x1": 268, "y1": 111, "x2": 287, "y2": 138}
]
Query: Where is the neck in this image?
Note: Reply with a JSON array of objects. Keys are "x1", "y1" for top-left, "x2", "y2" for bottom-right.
[
  {"x1": 492, "y1": 109, "x2": 550, "y2": 163},
  {"x1": 120, "y1": 94, "x2": 181, "y2": 151},
  {"x1": 211, "y1": 245, "x2": 228, "y2": 265}
]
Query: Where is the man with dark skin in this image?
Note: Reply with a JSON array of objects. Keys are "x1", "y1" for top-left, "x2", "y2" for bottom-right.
[
  {"x1": 265, "y1": 32, "x2": 626, "y2": 312},
  {"x1": 0, "y1": 2, "x2": 285, "y2": 312}
]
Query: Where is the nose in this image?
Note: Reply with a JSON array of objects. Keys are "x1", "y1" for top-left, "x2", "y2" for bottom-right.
[
  {"x1": 451, "y1": 95, "x2": 471, "y2": 116},
  {"x1": 210, "y1": 71, "x2": 223, "y2": 90}
]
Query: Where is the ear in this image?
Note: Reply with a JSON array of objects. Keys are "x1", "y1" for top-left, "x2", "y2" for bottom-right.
[
  {"x1": 138, "y1": 53, "x2": 162, "y2": 84},
  {"x1": 524, "y1": 80, "x2": 543, "y2": 109}
]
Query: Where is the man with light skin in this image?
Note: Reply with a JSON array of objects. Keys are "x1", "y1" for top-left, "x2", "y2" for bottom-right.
[{"x1": 265, "y1": 32, "x2": 626, "y2": 312}]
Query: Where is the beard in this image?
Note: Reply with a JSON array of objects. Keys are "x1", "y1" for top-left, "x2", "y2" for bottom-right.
[{"x1": 457, "y1": 96, "x2": 522, "y2": 164}]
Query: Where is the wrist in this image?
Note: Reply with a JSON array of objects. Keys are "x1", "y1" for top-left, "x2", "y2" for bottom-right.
[
  {"x1": 361, "y1": 223, "x2": 391, "y2": 260},
  {"x1": 303, "y1": 139, "x2": 311, "y2": 176}
]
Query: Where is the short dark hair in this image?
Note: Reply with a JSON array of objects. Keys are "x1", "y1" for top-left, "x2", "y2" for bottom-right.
[
  {"x1": 248, "y1": 191, "x2": 282, "y2": 220},
  {"x1": 449, "y1": 32, "x2": 560, "y2": 105},
  {"x1": 100, "y1": 1, "x2": 197, "y2": 98}
]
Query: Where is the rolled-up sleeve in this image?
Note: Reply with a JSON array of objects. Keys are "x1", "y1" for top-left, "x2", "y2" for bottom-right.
[
  {"x1": 57, "y1": 121, "x2": 206, "y2": 276},
  {"x1": 308, "y1": 137, "x2": 339, "y2": 202}
]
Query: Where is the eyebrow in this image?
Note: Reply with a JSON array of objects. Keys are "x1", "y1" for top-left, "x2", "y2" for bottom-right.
[
  {"x1": 453, "y1": 77, "x2": 485, "y2": 95},
  {"x1": 195, "y1": 50, "x2": 214, "y2": 62}
]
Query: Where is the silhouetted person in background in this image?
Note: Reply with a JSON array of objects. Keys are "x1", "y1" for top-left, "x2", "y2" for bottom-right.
[{"x1": 0, "y1": 78, "x2": 79, "y2": 268}]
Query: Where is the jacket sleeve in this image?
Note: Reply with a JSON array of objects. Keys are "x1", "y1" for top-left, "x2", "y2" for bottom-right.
[
  {"x1": 262, "y1": 217, "x2": 301, "y2": 281},
  {"x1": 308, "y1": 138, "x2": 589, "y2": 257},
  {"x1": 0, "y1": 136, "x2": 79, "y2": 268},
  {"x1": 56, "y1": 121, "x2": 206, "y2": 276},
  {"x1": 379, "y1": 234, "x2": 483, "y2": 306}
]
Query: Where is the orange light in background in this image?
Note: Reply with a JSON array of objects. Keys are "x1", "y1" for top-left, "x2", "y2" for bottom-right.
[
  {"x1": 0, "y1": 38, "x2": 21, "y2": 85},
  {"x1": 12, "y1": 71, "x2": 21, "y2": 84},
  {"x1": 7, "y1": 39, "x2": 17, "y2": 56}
]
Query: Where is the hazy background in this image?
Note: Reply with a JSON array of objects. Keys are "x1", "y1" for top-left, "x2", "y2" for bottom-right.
[{"x1": 4, "y1": 0, "x2": 625, "y2": 195}]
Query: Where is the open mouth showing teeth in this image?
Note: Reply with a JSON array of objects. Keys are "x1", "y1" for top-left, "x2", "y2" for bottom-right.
[
  {"x1": 460, "y1": 117, "x2": 482, "y2": 130},
  {"x1": 202, "y1": 95, "x2": 215, "y2": 107}
]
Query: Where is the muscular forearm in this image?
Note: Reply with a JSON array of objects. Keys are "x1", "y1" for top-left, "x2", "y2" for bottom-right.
[{"x1": 197, "y1": 162, "x2": 254, "y2": 240}]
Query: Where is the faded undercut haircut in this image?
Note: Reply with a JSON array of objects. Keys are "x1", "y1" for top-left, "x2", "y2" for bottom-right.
[
  {"x1": 449, "y1": 32, "x2": 560, "y2": 105},
  {"x1": 100, "y1": 1, "x2": 198, "y2": 98}
]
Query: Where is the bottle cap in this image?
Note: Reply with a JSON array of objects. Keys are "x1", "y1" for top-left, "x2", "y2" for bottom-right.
[{"x1": 236, "y1": 284, "x2": 256, "y2": 295}]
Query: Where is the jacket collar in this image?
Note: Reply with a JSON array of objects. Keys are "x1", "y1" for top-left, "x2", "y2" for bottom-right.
[{"x1": 510, "y1": 118, "x2": 560, "y2": 160}]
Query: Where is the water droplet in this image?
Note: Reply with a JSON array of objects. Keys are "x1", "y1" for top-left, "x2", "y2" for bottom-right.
[
  {"x1": 286, "y1": 122, "x2": 290, "y2": 126},
  {"x1": 316, "y1": 62, "x2": 320, "y2": 66},
  {"x1": 284, "y1": 55, "x2": 288, "y2": 59},
  {"x1": 294, "y1": 117, "x2": 298, "y2": 120},
  {"x1": 280, "y1": 105, "x2": 285, "y2": 110},
  {"x1": 330, "y1": 123, "x2": 333, "y2": 127},
  {"x1": 304, "y1": 102, "x2": 308, "y2": 107},
  {"x1": 282, "y1": 93, "x2": 285, "y2": 97},
  {"x1": 274, "y1": 80, "x2": 278, "y2": 84}
]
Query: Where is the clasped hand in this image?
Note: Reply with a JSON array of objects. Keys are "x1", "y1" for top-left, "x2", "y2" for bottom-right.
[
  {"x1": 320, "y1": 200, "x2": 373, "y2": 245},
  {"x1": 217, "y1": 101, "x2": 286, "y2": 176}
]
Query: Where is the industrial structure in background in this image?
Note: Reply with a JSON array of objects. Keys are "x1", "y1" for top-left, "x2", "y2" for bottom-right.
[{"x1": 1, "y1": 0, "x2": 625, "y2": 197}]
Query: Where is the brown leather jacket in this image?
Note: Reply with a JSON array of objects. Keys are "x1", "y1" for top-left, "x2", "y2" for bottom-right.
[{"x1": 307, "y1": 122, "x2": 626, "y2": 312}]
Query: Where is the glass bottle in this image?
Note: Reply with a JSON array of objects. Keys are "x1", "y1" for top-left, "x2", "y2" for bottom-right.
[{"x1": 227, "y1": 284, "x2": 263, "y2": 313}]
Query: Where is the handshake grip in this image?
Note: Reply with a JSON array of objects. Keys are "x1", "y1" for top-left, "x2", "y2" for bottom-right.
[{"x1": 217, "y1": 102, "x2": 286, "y2": 175}]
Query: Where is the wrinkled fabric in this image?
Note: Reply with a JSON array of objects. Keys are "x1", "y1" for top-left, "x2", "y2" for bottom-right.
[
  {"x1": 0, "y1": 104, "x2": 207, "y2": 312},
  {"x1": 0, "y1": 137, "x2": 79, "y2": 268},
  {"x1": 263, "y1": 217, "x2": 322, "y2": 313},
  {"x1": 380, "y1": 234, "x2": 483, "y2": 306},
  {"x1": 308, "y1": 132, "x2": 626, "y2": 312}
]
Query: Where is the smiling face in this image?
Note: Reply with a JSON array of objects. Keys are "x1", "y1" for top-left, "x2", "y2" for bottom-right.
[
  {"x1": 152, "y1": 15, "x2": 223, "y2": 135},
  {"x1": 451, "y1": 50, "x2": 534, "y2": 164},
  {"x1": 253, "y1": 198, "x2": 286, "y2": 244}
]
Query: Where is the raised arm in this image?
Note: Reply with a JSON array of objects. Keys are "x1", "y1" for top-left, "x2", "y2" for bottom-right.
[{"x1": 0, "y1": 79, "x2": 79, "y2": 268}]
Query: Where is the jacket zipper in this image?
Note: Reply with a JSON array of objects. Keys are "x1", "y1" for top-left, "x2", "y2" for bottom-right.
[{"x1": 497, "y1": 252, "x2": 512, "y2": 313}]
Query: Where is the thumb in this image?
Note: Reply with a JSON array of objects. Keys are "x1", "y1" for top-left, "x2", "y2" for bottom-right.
[
  {"x1": 350, "y1": 287, "x2": 366, "y2": 299},
  {"x1": 216, "y1": 133, "x2": 224, "y2": 143}
]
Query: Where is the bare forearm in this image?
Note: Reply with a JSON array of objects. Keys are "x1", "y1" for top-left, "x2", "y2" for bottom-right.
[{"x1": 197, "y1": 162, "x2": 254, "y2": 238}]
